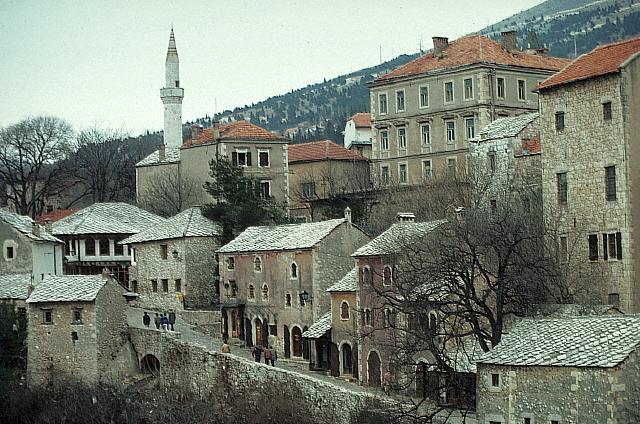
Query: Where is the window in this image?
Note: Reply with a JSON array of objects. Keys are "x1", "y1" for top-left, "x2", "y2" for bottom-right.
[
  {"x1": 420, "y1": 123, "x2": 431, "y2": 145},
  {"x1": 491, "y1": 373, "x2": 500, "y2": 387},
  {"x1": 301, "y1": 181, "x2": 316, "y2": 198},
  {"x1": 419, "y1": 86, "x2": 429, "y2": 108},
  {"x1": 175, "y1": 279, "x2": 181, "y2": 292},
  {"x1": 114, "y1": 239, "x2": 124, "y2": 256},
  {"x1": 364, "y1": 309, "x2": 372, "y2": 326},
  {"x1": 85, "y1": 238, "x2": 95, "y2": 256},
  {"x1": 162, "y1": 279, "x2": 169, "y2": 292},
  {"x1": 605, "y1": 166, "x2": 616, "y2": 201},
  {"x1": 259, "y1": 180, "x2": 271, "y2": 198},
  {"x1": 383, "y1": 266, "x2": 392, "y2": 286},
  {"x1": 254, "y1": 257, "x2": 262, "y2": 272},
  {"x1": 557, "y1": 173, "x2": 567, "y2": 205},
  {"x1": 550, "y1": 421, "x2": 559, "y2": 424},
  {"x1": 396, "y1": 90, "x2": 405, "y2": 112},
  {"x1": 555, "y1": 112, "x2": 565, "y2": 131},
  {"x1": 518, "y1": 79, "x2": 526, "y2": 100},
  {"x1": 603, "y1": 101, "x2": 612, "y2": 121},
  {"x1": 559, "y1": 236, "x2": 568, "y2": 263},
  {"x1": 285, "y1": 293, "x2": 292, "y2": 307},
  {"x1": 232, "y1": 150, "x2": 251, "y2": 167},
  {"x1": 6, "y1": 246, "x2": 14, "y2": 259},
  {"x1": 608, "y1": 293, "x2": 620, "y2": 305},
  {"x1": 523, "y1": 418, "x2": 531, "y2": 424},
  {"x1": 230, "y1": 281, "x2": 238, "y2": 297},
  {"x1": 43, "y1": 310, "x2": 52, "y2": 324},
  {"x1": 446, "y1": 121, "x2": 456, "y2": 143},
  {"x1": 397, "y1": 128, "x2": 406, "y2": 149},
  {"x1": 380, "y1": 130, "x2": 389, "y2": 151},
  {"x1": 490, "y1": 199, "x2": 497, "y2": 214},
  {"x1": 258, "y1": 150, "x2": 270, "y2": 167},
  {"x1": 160, "y1": 244, "x2": 168, "y2": 260},
  {"x1": 340, "y1": 301, "x2": 350, "y2": 320},
  {"x1": 603, "y1": 232, "x2": 623, "y2": 260},
  {"x1": 99, "y1": 238, "x2": 110, "y2": 256},
  {"x1": 465, "y1": 117, "x2": 475, "y2": 139},
  {"x1": 130, "y1": 280, "x2": 138, "y2": 293},
  {"x1": 363, "y1": 267, "x2": 372, "y2": 284},
  {"x1": 444, "y1": 81, "x2": 454, "y2": 103},
  {"x1": 447, "y1": 158, "x2": 457, "y2": 177},
  {"x1": 379, "y1": 93, "x2": 388, "y2": 114},
  {"x1": 248, "y1": 284, "x2": 255, "y2": 299},
  {"x1": 489, "y1": 152, "x2": 496, "y2": 171},
  {"x1": 463, "y1": 78, "x2": 473, "y2": 99},
  {"x1": 291, "y1": 263, "x2": 298, "y2": 278},
  {"x1": 422, "y1": 160, "x2": 432, "y2": 180},
  {"x1": 226, "y1": 257, "x2": 235, "y2": 270},
  {"x1": 72, "y1": 331, "x2": 78, "y2": 341},
  {"x1": 151, "y1": 279, "x2": 158, "y2": 292},
  {"x1": 262, "y1": 284, "x2": 269, "y2": 299},
  {"x1": 588, "y1": 234, "x2": 599, "y2": 261},
  {"x1": 399, "y1": 164, "x2": 408, "y2": 184},
  {"x1": 73, "y1": 309, "x2": 82, "y2": 323},
  {"x1": 496, "y1": 77, "x2": 505, "y2": 98},
  {"x1": 381, "y1": 165, "x2": 390, "y2": 186},
  {"x1": 383, "y1": 309, "x2": 392, "y2": 328}
]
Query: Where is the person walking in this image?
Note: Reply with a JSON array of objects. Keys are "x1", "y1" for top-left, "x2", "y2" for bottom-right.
[
  {"x1": 160, "y1": 314, "x2": 169, "y2": 331},
  {"x1": 263, "y1": 345, "x2": 272, "y2": 365},
  {"x1": 142, "y1": 312, "x2": 150, "y2": 328},
  {"x1": 269, "y1": 346, "x2": 276, "y2": 366},
  {"x1": 221, "y1": 339, "x2": 231, "y2": 353},
  {"x1": 252, "y1": 345, "x2": 262, "y2": 362},
  {"x1": 154, "y1": 313, "x2": 160, "y2": 330},
  {"x1": 168, "y1": 310, "x2": 176, "y2": 331}
]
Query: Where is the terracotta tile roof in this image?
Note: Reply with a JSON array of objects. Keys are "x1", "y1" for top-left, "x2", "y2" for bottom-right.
[
  {"x1": 376, "y1": 35, "x2": 569, "y2": 83},
  {"x1": 539, "y1": 37, "x2": 640, "y2": 90},
  {"x1": 183, "y1": 121, "x2": 286, "y2": 148},
  {"x1": 288, "y1": 140, "x2": 368, "y2": 164},
  {"x1": 36, "y1": 208, "x2": 80, "y2": 224},
  {"x1": 351, "y1": 112, "x2": 371, "y2": 128}
]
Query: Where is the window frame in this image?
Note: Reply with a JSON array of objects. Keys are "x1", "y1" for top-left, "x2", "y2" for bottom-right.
[
  {"x1": 161, "y1": 279, "x2": 169, "y2": 293},
  {"x1": 419, "y1": 85, "x2": 429, "y2": 108},
  {"x1": 465, "y1": 117, "x2": 475, "y2": 140},
  {"x1": 603, "y1": 101, "x2": 612, "y2": 121},
  {"x1": 446, "y1": 157, "x2": 457, "y2": 177},
  {"x1": 254, "y1": 256, "x2": 262, "y2": 272},
  {"x1": 72, "y1": 308, "x2": 83, "y2": 324},
  {"x1": 397, "y1": 127, "x2": 407, "y2": 150},
  {"x1": 160, "y1": 244, "x2": 168, "y2": 260},
  {"x1": 444, "y1": 81, "x2": 454, "y2": 103},
  {"x1": 259, "y1": 180, "x2": 271, "y2": 199},
  {"x1": 151, "y1": 279, "x2": 158, "y2": 292},
  {"x1": 517, "y1": 79, "x2": 527, "y2": 101},
  {"x1": 378, "y1": 92, "x2": 388, "y2": 115},
  {"x1": 496, "y1": 77, "x2": 505, "y2": 99},
  {"x1": 261, "y1": 283, "x2": 269, "y2": 300},
  {"x1": 42, "y1": 309, "x2": 53, "y2": 325},
  {"x1": 398, "y1": 163, "x2": 408, "y2": 185},
  {"x1": 588, "y1": 234, "x2": 599, "y2": 261},
  {"x1": 379, "y1": 129, "x2": 389, "y2": 151},
  {"x1": 420, "y1": 123, "x2": 431, "y2": 146},
  {"x1": 445, "y1": 120, "x2": 456, "y2": 143},
  {"x1": 395, "y1": 89, "x2": 406, "y2": 112},
  {"x1": 175, "y1": 279, "x2": 182, "y2": 292},
  {"x1": 555, "y1": 112, "x2": 565, "y2": 131},
  {"x1": 383, "y1": 265, "x2": 393, "y2": 286},
  {"x1": 463, "y1": 77, "x2": 474, "y2": 100},
  {"x1": 291, "y1": 262, "x2": 298, "y2": 279},
  {"x1": 226, "y1": 257, "x2": 235, "y2": 270},
  {"x1": 422, "y1": 159, "x2": 433, "y2": 180},
  {"x1": 605, "y1": 165, "x2": 616, "y2": 201},
  {"x1": 340, "y1": 301, "x2": 350, "y2": 320},
  {"x1": 5, "y1": 245, "x2": 14, "y2": 260},
  {"x1": 380, "y1": 165, "x2": 390, "y2": 186},
  {"x1": 557, "y1": 172, "x2": 568, "y2": 205}
]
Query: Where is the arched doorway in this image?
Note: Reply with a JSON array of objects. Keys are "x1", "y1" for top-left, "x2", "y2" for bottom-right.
[
  {"x1": 367, "y1": 351, "x2": 381, "y2": 387},
  {"x1": 283, "y1": 325, "x2": 290, "y2": 358},
  {"x1": 245, "y1": 318, "x2": 253, "y2": 347},
  {"x1": 141, "y1": 354, "x2": 160, "y2": 376},
  {"x1": 342, "y1": 343, "x2": 353, "y2": 375},
  {"x1": 302, "y1": 325, "x2": 309, "y2": 359},
  {"x1": 292, "y1": 326, "x2": 302, "y2": 357},
  {"x1": 255, "y1": 318, "x2": 263, "y2": 347}
]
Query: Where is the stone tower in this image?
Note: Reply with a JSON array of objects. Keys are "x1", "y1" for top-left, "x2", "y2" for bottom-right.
[{"x1": 160, "y1": 28, "x2": 184, "y2": 148}]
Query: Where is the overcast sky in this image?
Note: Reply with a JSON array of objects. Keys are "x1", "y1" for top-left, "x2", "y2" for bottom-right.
[{"x1": 1, "y1": 0, "x2": 543, "y2": 135}]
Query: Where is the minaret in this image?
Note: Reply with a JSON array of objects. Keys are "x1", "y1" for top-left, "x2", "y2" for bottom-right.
[{"x1": 160, "y1": 28, "x2": 184, "y2": 148}]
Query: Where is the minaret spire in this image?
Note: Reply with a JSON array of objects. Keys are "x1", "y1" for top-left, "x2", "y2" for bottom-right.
[{"x1": 159, "y1": 28, "x2": 184, "y2": 149}]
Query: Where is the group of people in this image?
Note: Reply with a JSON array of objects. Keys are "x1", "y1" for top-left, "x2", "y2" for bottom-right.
[
  {"x1": 142, "y1": 311, "x2": 176, "y2": 331},
  {"x1": 251, "y1": 345, "x2": 277, "y2": 366}
]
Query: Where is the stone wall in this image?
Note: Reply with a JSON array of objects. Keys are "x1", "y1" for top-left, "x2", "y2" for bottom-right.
[
  {"x1": 1, "y1": 222, "x2": 33, "y2": 274},
  {"x1": 179, "y1": 309, "x2": 221, "y2": 337}
]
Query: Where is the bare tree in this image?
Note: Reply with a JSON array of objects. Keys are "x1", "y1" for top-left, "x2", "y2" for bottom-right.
[
  {"x1": 0, "y1": 116, "x2": 75, "y2": 218},
  {"x1": 138, "y1": 168, "x2": 201, "y2": 217}
]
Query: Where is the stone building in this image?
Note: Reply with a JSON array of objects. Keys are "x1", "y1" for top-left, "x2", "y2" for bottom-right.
[
  {"x1": 288, "y1": 140, "x2": 370, "y2": 221},
  {"x1": 216, "y1": 209, "x2": 369, "y2": 359},
  {"x1": 121, "y1": 206, "x2": 220, "y2": 310},
  {"x1": 344, "y1": 112, "x2": 373, "y2": 158},
  {"x1": 368, "y1": 32, "x2": 568, "y2": 187},
  {"x1": 52, "y1": 203, "x2": 165, "y2": 284},
  {"x1": 538, "y1": 37, "x2": 640, "y2": 312},
  {"x1": 476, "y1": 315, "x2": 640, "y2": 424},
  {"x1": 26, "y1": 273, "x2": 137, "y2": 387}
]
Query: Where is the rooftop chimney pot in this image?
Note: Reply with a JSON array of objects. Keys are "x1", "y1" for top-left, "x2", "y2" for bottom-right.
[
  {"x1": 344, "y1": 206, "x2": 352, "y2": 224},
  {"x1": 432, "y1": 37, "x2": 449, "y2": 56},
  {"x1": 501, "y1": 30, "x2": 518, "y2": 53},
  {"x1": 212, "y1": 121, "x2": 221, "y2": 140}
]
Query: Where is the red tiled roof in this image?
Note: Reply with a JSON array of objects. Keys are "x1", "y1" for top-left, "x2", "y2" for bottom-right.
[
  {"x1": 36, "y1": 208, "x2": 80, "y2": 224},
  {"x1": 288, "y1": 140, "x2": 368, "y2": 163},
  {"x1": 183, "y1": 120, "x2": 285, "y2": 148},
  {"x1": 351, "y1": 112, "x2": 371, "y2": 128},
  {"x1": 376, "y1": 35, "x2": 569, "y2": 83},
  {"x1": 538, "y1": 37, "x2": 640, "y2": 90}
]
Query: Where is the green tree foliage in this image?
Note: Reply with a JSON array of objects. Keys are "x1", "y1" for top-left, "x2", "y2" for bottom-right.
[{"x1": 203, "y1": 155, "x2": 286, "y2": 244}]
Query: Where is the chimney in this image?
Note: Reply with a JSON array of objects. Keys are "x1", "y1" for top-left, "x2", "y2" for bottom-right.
[
  {"x1": 101, "y1": 268, "x2": 111, "y2": 279},
  {"x1": 501, "y1": 30, "x2": 518, "y2": 53},
  {"x1": 191, "y1": 124, "x2": 204, "y2": 143},
  {"x1": 396, "y1": 212, "x2": 415, "y2": 223},
  {"x1": 44, "y1": 219, "x2": 52, "y2": 234},
  {"x1": 432, "y1": 37, "x2": 449, "y2": 56},
  {"x1": 212, "y1": 121, "x2": 221, "y2": 140},
  {"x1": 31, "y1": 222, "x2": 40, "y2": 236},
  {"x1": 344, "y1": 206, "x2": 352, "y2": 224},
  {"x1": 158, "y1": 144, "x2": 166, "y2": 162}
]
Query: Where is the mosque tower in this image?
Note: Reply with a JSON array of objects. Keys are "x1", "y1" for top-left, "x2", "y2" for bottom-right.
[{"x1": 160, "y1": 28, "x2": 184, "y2": 148}]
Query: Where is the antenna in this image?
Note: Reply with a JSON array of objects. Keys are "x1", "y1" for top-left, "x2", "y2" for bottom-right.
[
  {"x1": 419, "y1": 35, "x2": 423, "y2": 53},
  {"x1": 214, "y1": 98, "x2": 218, "y2": 116},
  {"x1": 574, "y1": 36, "x2": 577, "y2": 58},
  {"x1": 379, "y1": 45, "x2": 382, "y2": 64}
]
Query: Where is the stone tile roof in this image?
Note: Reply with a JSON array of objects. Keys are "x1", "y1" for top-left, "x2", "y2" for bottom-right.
[
  {"x1": 302, "y1": 312, "x2": 332, "y2": 338},
  {"x1": 539, "y1": 36, "x2": 640, "y2": 90},
  {"x1": 26, "y1": 275, "x2": 108, "y2": 303},
  {"x1": 351, "y1": 112, "x2": 371, "y2": 128},
  {"x1": 36, "y1": 208, "x2": 80, "y2": 224},
  {"x1": 376, "y1": 35, "x2": 569, "y2": 83},
  {"x1": 352, "y1": 219, "x2": 446, "y2": 257},
  {"x1": 288, "y1": 141, "x2": 368, "y2": 164},
  {"x1": 52, "y1": 203, "x2": 165, "y2": 236},
  {"x1": 0, "y1": 274, "x2": 31, "y2": 300},
  {"x1": 217, "y1": 218, "x2": 346, "y2": 253},
  {"x1": 477, "y1": 315, "x2": 640, "y2": 368},
  {"x1": 327, "y1": 267, "x2": 357, "y2": 292},
  {"x1": 183, "y1": 121, "x2": 286, "y2": 148},
  {"x1": 120, "y1": 207, "x2": 220, "y2": 244},
  {"x1": 530, "y1": 303, "x2": 622, "y2": 318},
  {"x1": 0, "y1": 208, "x2": 62, "y2": 243},
  {"x1": 471, "y1": 113, "x2": 538, "y2": 142},
  {"x1": 136, "y1": 145, "x2": 181, "y2": 167}
]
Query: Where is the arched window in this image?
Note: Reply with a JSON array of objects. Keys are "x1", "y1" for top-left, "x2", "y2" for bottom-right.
[
  {"x1": 363, "y1": 267, "x2": 372, "y2": 284},
  {"x1": 85, "y1": 237, "x2": 96, "y2": 256},
  {"x1": 254, "y1": 257, "x2": 262, "y2": 272},
  {"x1": 262, "y1": 284, "x2": 269, "y2": 299},
  {"x1": 340, "y1": 301, "x2": 350, "y2": 320},
  {"x1": 99, "y1": 238, "x2": 110, "y2": 256},
  {"x1": 383, "y1": 266, "x2": 392, "y2": 286},
  {"x1": 291, "y1": 263, "x2": 298, "y2": 278},
  {"x1": 248, "y1": 284, "x2": 255, "y2": 299},
  {"x1": 364, "y1": 309, "x2": 372, "y2": 326},
  {"x1": 285, "y1": 293, "x2": 292, "y2": 307},
  {"x1": 226, "y1": 257, "x2": 235, "y2": 270}
]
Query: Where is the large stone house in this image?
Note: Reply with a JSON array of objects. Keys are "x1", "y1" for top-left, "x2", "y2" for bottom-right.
[
  {"x1": 216, "y1": 209, "x2": 369, "y2": 359},
  {"x1": 121, "y1": 206, "x2": 220, "y2": 310},
  {"x1": 476, "y1": 315, "x2": 640, "y2": 424},
  {"x1": 52, "y1": 203, "x2": 165, "y2": 285},
  {"x1": 368, "y1": 32, "x2": 568, "y2": 187},
  {"x1": 26, "y1": 273, "x2": 136, "y2": 387},
  {"x1": 538, "y1": 37, "x2": 640, "y2": 312},
  {"x1": 288, "y1": 140, "x2": 370, "y2": 221}
]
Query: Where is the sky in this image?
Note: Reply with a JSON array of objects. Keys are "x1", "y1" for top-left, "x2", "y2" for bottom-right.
[{"x1": 0, "y1": 0, "x2": 544, "y2": 136}]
